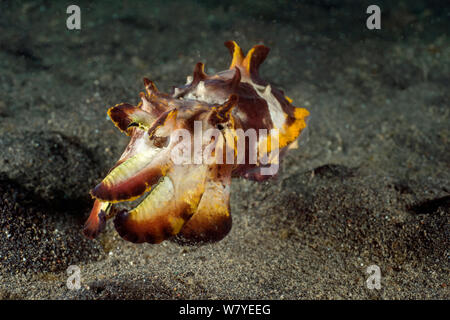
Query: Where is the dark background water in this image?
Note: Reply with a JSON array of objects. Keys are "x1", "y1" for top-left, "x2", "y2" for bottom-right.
[{"x1": 0, "y1": 0, "x2": 448, "y2": 299}]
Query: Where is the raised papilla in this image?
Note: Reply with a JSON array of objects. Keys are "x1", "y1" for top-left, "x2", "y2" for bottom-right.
[{"x1": 83, "y1": 41, "x2": 309, "y2": 244}]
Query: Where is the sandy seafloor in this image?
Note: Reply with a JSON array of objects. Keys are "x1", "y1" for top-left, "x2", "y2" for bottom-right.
[{"x1": 0, "y1": 0, "x2": 448, "y2": 299}]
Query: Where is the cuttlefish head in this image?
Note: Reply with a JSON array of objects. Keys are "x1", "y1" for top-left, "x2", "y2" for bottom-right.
[{"x1": 84, "y1": 92, "x2": 239, "y2": 244}]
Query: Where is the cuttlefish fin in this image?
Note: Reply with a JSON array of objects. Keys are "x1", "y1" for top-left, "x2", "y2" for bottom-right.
[
  {"x1": 277, "y1": 107, "x2": 310, "y2": 149},
  {"x1": 113, "y1": 165, "x2": 208, "y2": 244},
  {"x1": 177, "y1": 164, "x2": 233, "y2": 244}
]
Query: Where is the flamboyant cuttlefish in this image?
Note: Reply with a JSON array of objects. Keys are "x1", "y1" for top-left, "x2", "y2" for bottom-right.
[{"x1": 83, "y1": 41, "x2": 309, "y2": 244}]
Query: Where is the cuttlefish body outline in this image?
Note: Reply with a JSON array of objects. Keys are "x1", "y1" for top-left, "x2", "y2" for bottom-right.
[{"x1": 83, "y1": 41, "x2": 309, "y2": 244}]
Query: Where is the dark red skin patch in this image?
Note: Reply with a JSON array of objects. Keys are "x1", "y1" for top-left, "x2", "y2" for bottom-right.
[{"x1": 247, "y1": 45, "x2": 270, "y2": 81}]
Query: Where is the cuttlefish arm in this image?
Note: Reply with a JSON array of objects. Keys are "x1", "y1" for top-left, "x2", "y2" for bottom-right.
[
  {"x1": 83, "y1": 145, "x2": 169, "y2": 238},
  {"x1": 113, "y1": 164, "x2": 208, "y2": 244},
  {"x1": 177, "y1": 163, "x2": 233, "y2": 244},
  {"x1": 90, "y1": 149, "x2": 170, "y2": 202},
  {"x1": 83, "y1": 100, "x2": 173, "y2": 238},
  {"x1": 83, "y1": 200, "x2": 111, "y2": 239},
  {"x1": 90, "y1": 109, "x2": 178, "y2": 202}
]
